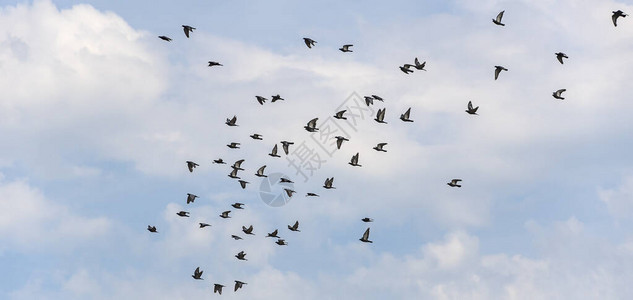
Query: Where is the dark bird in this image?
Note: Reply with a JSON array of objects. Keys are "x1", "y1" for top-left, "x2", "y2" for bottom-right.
[
  {"x1": 552, "y1": 89, "x2": 566, "y2": 100},
  {"x1": 362, "y1": 218, "x2": 374, "y2": 223},
  {"x1": 228, "y1": 168, "x2": 241, "y2": 179},
  {"x1": 306, "y1": 192, "x2": 319, "y2": 197},
  {"x1": 374, "y1": 108, "x2": 387, "y2": 123},
  {"x1": 231, "y1": 234, "x2": 242, "y2": 240},
  {"x1": 158, "y1": 36, "x2": 172, "y2": 42},
  {"x1": 192, "y1": 267, "x2": 203, "y2": 280},
  {"x1": 220, "y1": 211, "x2": 231, "y2": 218},
  {"x1": 372, "y1": 95, "x2": 384, "y2": 102},
  {"x1": 147, "y1": 225, "x2": 157, "y2": 233},
  {"x1": 231, "y1": 202, "x2": 245, "y2": 209},
  {"x1": 276, "y1": 239, "x2": 288, "y2": 245},
  {"x1": 334, "y1": 136, "x2": 349, "y2": 149},
  {"x1": 414, "y1": 58, "x2": 426, "y2": 71},
  {"x1": 186, "y1": 161, "x2": 199, "y2": 173},
  {"x1": 339, "y1": 44, "x2": 353, "y2": 52},
  {"x1": 494, "y1": 65, "x2": 508, "y2": 80},
  {"x1": 280, "y1": 177, "x2": 294, "y2": 183},
  {"x1": 235, "y1": 251, "x2": 247, "y2": 260},
  {"x1": 242, "y1": 225, "x2": 254, "y2": 235},
  {"x1": 213, "y1": 284, "x2": 225, "y2": 295},
  {"x1": 225, "y1": 115, "x2": 238, "y2": 126},
  {"x1": 323, "y1": 177, "x2": 335, "y2": 189},
  {"x1": 373, "y1": 143, "x2": 387, "y2": 152},
  {"x1": 250, "y1": 133, "x2": 263, "y2": 140},
  {"x1": 364, "y1": 96, "x2": 374, "y2": 106},
  {"x1": 269, "y1": 144, "x2": 281, "y2": 157},
  {"x1": 271, "y1": 94, "x2": 284, "y2": 102},
  {"x1": 466, "y1": 101, "x2": 479, "y2": 115},
  {"x1": 349, "y1": 152, "x2": 362, "y2": 167},
  {"x1": 288, "y1": 221, "x2": 300, "y2": 232},
  {"x1": 267, "y1": 229, "x2": 280, "y2": 238},
  {"x1": 182, "y1": 25, "x2": 196, "y2": 38},
  {"x1": 281, "y1": 141, "x2": 294, "y2": 155},
  {"x1": 208, "y1": 61, "x2": 222, "y2": 67},
  {"x1": 613, "y1": 10, "x2": 627, "y2": 27},
  {"x1": 334, "y1": 110, "x2": 347, "y2": 120},
  {"x1": 227, "y1": 142, "x2": 240, "y2": 149},
  {"x1": 213, "y1": 158, "x2": 226, "y2": 164},
  {"x1": 177, "y1": 211, "x2": 190, "y2": 217},
  {"x1": 232, "y1": 159, "x2": 245, "y2": 170},
  {"x1": 234, "y1": 281, "x2": 247, "y2": 292},
  {"x1": 256, "y1": 96, "x2": 267, "y2": 105},
  {"x1": 238, "y1": 180, "x2": 249, "y2": 189},
  {"x1": 303, "y1": 37, "x2": 317, "y2": 48},
  {"x1": 492, "y1": 10, "x2": 505, "y2": 26},
  {"x1": 304, "y1": 118, "x2": 319, "y2": 132},
  {"x1": 447, "y1": 179, "x2": 462, "y2": 187},
  {"x1": 555, "y1": 52, "x2": 568, "y2": 64},
  {"x1": 400, "y1": 64, "x2": 414, "y2": 74},
  {"x1": 400, "y1": 107, "x2": 413, "y2": 122},
  {"x1": 199, "y1": 223, "x2": 211, "y2": 228},
  {"x1": 186, "y1": 193, "x2": 198, "y2": 204},
  {"x1": 255, "y1": 165, "x2": 267, "y2": 177},
  {"x1": 284, "y1": 188, "x2": 296, "y2": 198},
  {"x1": 360, "y1": 227, "x2": 373, "y2": 243}
]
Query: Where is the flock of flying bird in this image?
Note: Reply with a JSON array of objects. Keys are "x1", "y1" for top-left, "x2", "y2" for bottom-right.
[{"x1": 146, "y1": 9, "x2": 628, "y2": 295}]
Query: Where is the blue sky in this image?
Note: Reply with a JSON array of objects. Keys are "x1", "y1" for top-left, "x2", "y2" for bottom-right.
[{"x1": 2, "y1": 0, "x2": 633, "y2": 299}]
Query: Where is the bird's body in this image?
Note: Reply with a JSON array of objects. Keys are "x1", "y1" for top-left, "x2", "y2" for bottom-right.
[
  {"x1": 192, "y1": 267, "x2": 203, "y2": 280},
  {"x1": 334, "y1": 110, "x2": 347, "y2": 120},
  {"x1": 362, "y1": 218, "x2": 374, "y2": 223},
  {"x1": 400, "y1": 64, "x2": 414, "y2": 74},
  {"x1": 177, "y1": 211, "x2": 190, "y2": 217},
  {"x1": 208, "y1": 61, "x2": 222, "y2": 67},
  {"x1": 613, "y1": 10, "x2": 627, "y2": 27},
  {"x1": 339, "y1": 44, "x2": 353, "y2": 52},
  {"x1": 225, "y1": 115, "x2": 238, "y2": 126},
  {"x1": 323, "y1": 177, "x2": 335, "y2": 189},
  {"x1": 158, "y1": 36, "x2": 172, "y2": 42},
  {"x1": 334, "y1": 136, "x2": 349, "y2": 149},
  {"x1": 280, "y1": 177, "x2": 294, "y2": 183},
  {"x1": 414, "y1": 58, "x2": 426, "y2": 71},
  {"x1": 256, "y1": 96, "x2": 267, "y2": 105},
  {"x1": 220, "y1": 211, "x2": 231, "y2": 218},
  {"x1": 276, "y1": 239, "x2": 288, "y2": 245},
  {"x1": 493, "y1": 11, "x2": 505, "y2": 26},
  {"x1": 447, "y1": 179, "x2": 462, "y2": 187},
  {"x1": 234, "y1": 281, "x2": 247, "y2": 292},
  {"x1": 349, "y1": 152, "x2": 362, "y2": 167},
  {"x1": 494, "y1": 65, "x2": 508, "y2": 80},
  {"x1": 400, "y1": 107, "x2": 413, "y2": 122},
  {"x1": 360, "y1": 227, "x2": 373, "y2": 243},
  {"x1": 235, "y1": 251, "x2": 247, "y2": 260},
  {"x1": 267, "y1": 229, "x2": 279, "y2": 238},
  {"x1": 250, "y1": 133, "x2": 263, "y2": 140},
  {"x1": 255, "y1": 165, "x2": 267, "y2": 177},
  {"x1": 182, "y1": 25, "x2": 196, "y2": 38},
  {"x1": 374, "y1": 108, "x2": 387, "y2": 123},
  {"x1": 213, "y1": 158, "x2": 226, "y2": 164},
  {"x1": 213, "y1": 284, "x2": 224, "y2": 295},
  {"x1": 186, "y1": 161, "x2": 199, "y2": 172},
  {"x1": 242, "y1": 225, "x2": 254, "y2": 235},
  {"x1": 553, "y1": 89, "x2": 566, "y2": 100},
  {"x1": 373, "y1": 143, "x2": 387, "y2": 152},
  {"x1": 284, "y1": 188, "x2": 296, "y2": 198},
  {"x1": 228, "y1": 168, "x2": 240, "y2": 179},
  {"x1": 303, "y1": 38, "x2": 317, "y2": 48},
  {"x1": 271, "y1": 94, "x2": 284, "y2": 102},
  {"x1": 304, "y1": 118, "x2": 319, "y2": 132},
  {"x1": 238, "y1": 180, "x2": 249, "y2": 189},
  {"x1": 364, "y1": 96, "x2": 374, "y2": 106},
  {"x1": 281, "y1": 141, "x2": 294, "y2": 155},
  {"x1": 227, "y1": 142, "x2": 240, "y2": 149},
  {"x1": 288, "y1": 221, "x2": 300, "y2": 232},
  {"x1": 306, "y1": 192, "x2": 319, "y2": 197},
  {"x1": 466, "y1": 101, "x2": 479, "y2": 115},
  {"x1": 147, "y1": 225, "x2": 157, "y2": 233},
  {"x1": 232, "y1": 203, "x2": 245, "y2": 209},
  {"x1": 186, "y1": 193, "x2": 198, "y2": 204},
  {"x1": 269, "y1": 144, "x2": 281, "y2": 157},
  {"x1": 231, "y1": 235, "x2": 242, "y2": 240},
  {"x1": 199, "y1": 223, "x2": 211, "y2": 228},
  {"x1": 555, "y1": 52, "x2": 568, "y2": 64}
]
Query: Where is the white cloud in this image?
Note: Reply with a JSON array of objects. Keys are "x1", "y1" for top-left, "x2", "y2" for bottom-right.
[{"x1": 599, "y1": 177, "x2": 633, "y2": 219}]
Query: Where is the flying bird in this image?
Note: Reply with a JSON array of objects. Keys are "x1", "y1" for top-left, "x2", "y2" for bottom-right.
[
  {"x1": 208, "y1": 61, "x2": 222, "y2": 67},
  {"x1": 360, "y1": 227, "x2": 373, "y2": 243},
  {"x1": 220, "y1": 211, "x2": 231, "y2": 218},
  {"x1": 271, "y1": 94, "x2": 284, "y2": 102},
  {"x1": 552, "y1": 89, "x2": 566, "y2": 100},
  {"x1": 364, "y1": 96, "x2": 374, "y2": 106},
  {"x1": 372, "y1": 95, "x2": 384, "y2": 102},
  {"x1": 250, "y1": 133, "x2": 263, "y2": 140},
  {"x1": 235, "y1": 251, "x2": 247, "y2": 260},
  {"x1": 334, "y1": 110, "x2": 347, "y2": 120},
  {"x1": 199, "y1": 223, "x2": 211, "y2": 228},
  {"x1": 192, "y1": 267, "x2": 203, "y2": 280},
  {"x1": 373, "y1": 143, "x2": 387, "y2": 152},
  {"x1": 213, "y1": 158, "x2": 226, "y2": 164},
  {"x1": 400, "y1": 107, "x2": 413, "y2": 122},
  {"x1": 186, "y1": 161, "x2": 199, "y2": 172},
  {"x1": 374, "y1": 108, "x2": 387, "y2": 123},
  {"x1": 228, "y1": 168, "x2": 241, "y2": 179},
  {"x1": 306, "y1": 192, "x2": 319, "y2": 197},
  {"x1": 349, "y1": 153, "x2": 362, "y2": 167},
  {"x1": 492, "y1": 10, "x2": 505, "y2": 26},
  {"x1": 177, "y1": 211, "x2": 190, "y2": 217},
  {"x1": 231, "y1": 202, "x2": 245, "y2": 209},
  {"x1": 186, "y1": 193, "x2": 198, "y2": 204},
  {"x1": 158, "y1": 36, "x2": 172, "y2": 42},
  {"x1": 494, "y1": 65, "x2": 508, "y2": 80},
  {"x1": 284, "y1": 188, "x2": 296, "y2": 198},
  {"x1": 362, "y1": 218, "x2": 374, "y2": 223},
  {"x1": 281, "y1": 141, "x2": 294, "y2": 155},
  {"x1": 213, "y1": 284, "x2": 225, "y2": 295},
  {"x1": 288, "y1": 221, "x2": 300, "y2": 232},
  {"x1": 304, "y1": 118, "x2": 319, "y2": 132},
  {"x1": 276, "y1": 239, "x2": 288, "y2": 245},
  {"x1": 466, "y1": 101, "x2": 479, "y2": 115},
  {"x1": 231, "y1": 235, "x2": 242, "y2": 240},
  {"x1": 303, "y1": 37, "x2": 317, "y2": 48},
  {"x1": 280, "y1": 177, "x2": 294, "y2": 183},
  {"x1": 227, "y1": 142, "x2": 240, "y2": 149},
  {"x1": 447, "y1": 179, "x2": 462, "y2": 187},
  {"x1": 256, "y1": 96, "x2": 267, "y2": 105},
  {"x1": 334, "y1": 136, "x2": 349, "y2": 149},
  {"x1": 242, "y1": 225, "x2": 254, "y2": 235},
  {"x1": 399, "y1": 64, "x2": 414, "y2": 74},
  {"x1": 225, "y1": 115, "x2": 238, "y2": 126},
  {"x1": 269, "y1": 144, "x2": 281, "y2": 157},
  {"x1": 238, "y1": 180, "x2": 249, "y2": 189},
  {"x1": 555, "y1": 52, "x2": 568, "y2": 64},
  {"x1": 182, "y1": 25, "x2": 196, "y2": 38},
  {"x1": 147, "y1": 225, "x2": 158, "y2": 233},
  {"x1": 339, "y1": 44, "x2": 353, "y2": 52},
  {"x1": 255, "y1": 165, "x2": 267, "y2": 177},
  {"x1": 234, "y1": 281, "x2": 247, "y2": 292},
  {"x1": 613, "y1": 10, "x2": 627, "y2": 27},
  {"x1": 323, "y1": 177, "x2": 335, "y2": 189},
  {"x1": 414, "y1": 58, "x2": 426, "y2": 71},
  {"x1": 267, "y1": 229, "x2": 280, "y2": 238}
]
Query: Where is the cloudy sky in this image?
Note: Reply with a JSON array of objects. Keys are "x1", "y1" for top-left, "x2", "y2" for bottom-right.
[{"x1": 2, "y1": 0, "x2": 633, "y2": 299}]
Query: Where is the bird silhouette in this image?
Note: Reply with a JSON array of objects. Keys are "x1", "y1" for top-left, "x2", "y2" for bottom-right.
[
  {"x1": 334, "y1": 110, "x2": 347, "y2": 120},
  {"x1": 186, "y1": 161, "x2": 199, "y2": 172},
  {"x1": 232, "y1": 203, "x2": 245, "y2": 209},
  {"x1": 225, "y1": 116, "x2": 238, "y2": 126},
  {"x1": 213, "y1": 158, "x2": 226, "y2": 164},
  {"x1": 280, "y1": 177, "x2": 294, "y2": 183},
  {"x1": 256, "y1": 96, "x2": 267, "y2": 105},
  {"x1": 186, "y1": 193, "x2": 198, "y2": 204},
  {"x1": 227, "y1": 142, "x2": 240, "y2": 149},
  {"x1": 213, "y1": 284, "x2": 225, "y2": 295},
  {"x1": 284, "y1": 188, "x2": 296, "y2": 198},
  {"x1": 271, "y1": 94, "x2": 284, "y2": 102},
  {"x1": 362, "y1": 218, "x2": 374, "y2": 222},
  {"x1": 414, "y1": 58, "x2": 426, "y2": 71},
  {"x1": 339, "y1": 44, "x2": 353, "y2": 52},
  {"x1": 177, "y1": 211, "x2": 190, "y2": 217},
  {"x1": 234, "y1": 281, "x2": 247, "y2": 292},
  {"x1": 235, "y1": 251, "x2": 247, "y2": 260},
  {"x1": 182, "y1": 25, "x2": 196, "y2": 38},
  {"x1": 147, "y1": 225, "x2": 158, "y2": 233},
  {"x1": 269, "y1": 144, "x2": 281, "y2": 157},
  {"x1": 267, "y1": 229, "x2": 279, "y2": 238},
  {"x1": 360, "y1": 228, "x2": 373, "y2": 243},
  {"x1": 304, "y1": 118, "x2": 319, "y2": 132},
  {"x1": 220, "y1": 211, "x2": 231, "y2": 218},
  {"x1": 238, "y1": 180, "x2": 249, "y2": 189},
  {"x1": 276, "y1": 239, "x2": 288, "y2": 245},
  {"x1": 494, "y1": 66, "x2": 508, "y2": 80},
  {"x1": 228, "y1": 169, "x2": 240, "y2": 179},
  {"x1": 255, "y1": 165, "x2": 267, "y2": 177},
  {"x1": 613, "y1": 10, "x2": 627, "y2": 27},
  {"x1": 400, "y1": 107, "x2": 413, "y2": 122},
  {"x1": 242, "y1": 225, "x2": 254, "y2": 235},
  {"x1": 250, "y1": 133, "x2": 263, "y2": 140},
  {"x1": 447, "y1": 179, "x2": 462, "y2": 187},
  {"x1": 552, "y1": 89, "x2": 566, "y2": 100},
  {"x1": 374, "y1": 108, "x2": 387, "y2": 123},
  {"x1": 555, "y1": 52, "x2": 568, "y2": 64},
  {"x1": 199, "y1": 223, "x2": 211, "y2": 228},
  {"x1": 373, "y1": 143, "x2": 387, "y2": 152},
  {"x1": 492, "y1": 11, "x2": 505, "y2": 26},
  {"x1": 466, "y1": 101, "x2": 479, "y2": 115},
  {"x1": 281, "y1": 141, "x2": 294, "y2": 155},
  {"x1": 306, "y1": 192, "x2": 319, "y2": 197},
  {"x1": 303, "y1": 38, "x2": 317, "y2": 48},
  {"x1": 288, "y1": 221, "x2": 300, "y2": 232},
  {"x1": 192, "y1": 267, "x2": 203, "y2": 280},
  {"x1": 349, "y1": 153, "x2": 362, "y2": 167},
  {"x1": 231, "y1": 234, "x2": 242, "y2": 240},
  {"x1": 364, "y1": 96, "x2": 374, "y2": 106},
  {"x1": 323, "y1": 177, "x2": 335, "y2": 189},
  {"x1": 334, "y1": 136, "x2": 349, "y2": 149},
  {"x1": 208, "y1": 61, "x2": 222, "y2": 67},
  {"x1": 158, "y1": 36, "x2": 172, "y2": 42},
  {"x1": 400, "y1": 64, "x2": 414, "y2": 74}
]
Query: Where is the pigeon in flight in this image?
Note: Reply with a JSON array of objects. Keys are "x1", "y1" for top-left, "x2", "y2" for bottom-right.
[
  {"x1": 373, "y1": 143, "x2": 387, "y2": 152},
  {"x1": 414, "y1": 58, "x2": 426, "y2": 71},
  {"x1": 208, "y1": 61, "x2": 222, "y2": 67},
  {"x1": 267, "y1": 229, "x2": 280, "y2": 238},
  {"x1": 213, "y1": 158, "x2": 226, "y2": 164},
  {"x1": 250, "y1": 133, "x2": 263, "y2": 140},
  {"x1": 231, "y1": 235, "x2": 242, "y2": 240},
  {"x1": 613, "y1": 10, "x2": 627, "y2": 27},
  {"x1": 228, "y1": 169, "x2": 240, "y2": 179},
  {"x1": 242, "y1": 225, "x2": 255, "y2": 235},
  {"x1": 399, "y1": 64, "x2": 414, "y2": 74},
  {"x1": 280, "y1": 177, "x2": 294, "y2": 183},
  {"x1": 281, "y1": 141, "x2": 294, "y2": 155},
  {"x1": 304, "y1": 118, "x2": 319, "y2": 132},
  {"x1": 227, "y1": 142, "x2": 240, "y2": 149},
  {"x1": 494, "y1": 65, "x2": 508, "y2": 80},
  {"x1": 492, "y1": 11, "x2": 505, "y2": 26},
  {"x1": 186, "y1": 193, "x2": 198, "y2": 204},
  {"x1": 213, "y1": 284, "x2": 225, "y2": 295},
  {"x1": 284, "y1": 188, "x2": 296, "y2": 198},
  {"x1": 323, "y1": 177, "x2": 335, "y2": 189},
  {"x1": 552, "y1": 89, "x2": 566, "y2": 100},
  {"x1": 232, "y1": 202, "x2": 245, "y2": 209},
  {"x1": 303, "y1": 37, "x2": 317, "y2": 48},
  {"x1": 256, "y1": 96, "x2": 267, "y2": 105},
  {"x1": 238, "y1": 180, "x2": 249, "y2": 189},
  {"x1": 364, "y1": 96, "x2": 374, "y2": 106},
  {"x1": 192, "y1": 267, "x2": 203, "y2": 280},
  {"x1": 225, "y1": 115, "x2": 238, "y2": 126},
  {"x1": 372, "y1": 95, "x2": 384, "y2": 102},
  {"x1": 362, "y1": 218, "x2": 374, "y2": 223},
  {"x1": 360, "y1": 228, "x2": 373, "y2": 243},
  {"x1": 334, "y1": 110, "x2": 347, "y2": 120},
  {"x1": 288, "y1": 221, "x2": 300, "y2": 232},
  {"x1": 177, "y1": 211, "x2": 190, "y2": 217},
  {"x1": 349, "y1": 153, "x2": 362, "y2": 167},
  {"x1": 447, "y1": 179, "x2": 462, "y2": 187},
  {"x1": 255, "y1": 165, "x2": 267, "y2": 177},
  {"x1": 271, "y1": 94, "x2": 284, "y2": 102},
  {"x1": 158, "y1": 36, "x2": 172, "y2": 42},
  {"x1": 269, "y1": 144, "x2": 281, "y2": 157},
  {"x1": 466, "y1": 101, "x2": 479, "y2": 115},
  {"x1": 220, "y1": 211, "x2": 231, "y2": 218},
  {"x1": 555, "y1": 52, "x2": 568, "y2": 64},
  {"x1": 232, "y1": 159, "x2": 245, "y2": 171},
  {"x1": 374, "y1": 108, "x2": 387, "y2": 123},
  {"x1": 400, "y1": 107, "x2": 413, "y2": 122},
  {"x1": 199, "y1": 223, "x2": 211, "y2": 228},
  {"x1": 234, "y1": 281, "x2": 247, "y2": 292},
  {"x1": 182, "y1": 25, "x2": 196, "y2": 38},
  {"x1": 147, "y1": 225, "x2": 158, "y2": 233},
  {"x1": 276, "y1": 239, "x2": 288, "y2": 245},
  {"x1": 306, "y1": 192, "x2": 319, "y2": 197},
  {"x1": 334, "y1": 136, "x2": 349, "y2": 149},
  {"x1": 186, "y1": 161, "x2": 199, "y2": 172},
  {"x1": 235, "y1": 251, "x2": 247, "y2": 260},
  {"x1": 339, "y1": 44, "x2": 353, "y2": 52}
]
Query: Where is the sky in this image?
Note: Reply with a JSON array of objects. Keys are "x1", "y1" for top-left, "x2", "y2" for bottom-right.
[{"x1": 1, "y1": 0, "x2": 633, "y2": 299}]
